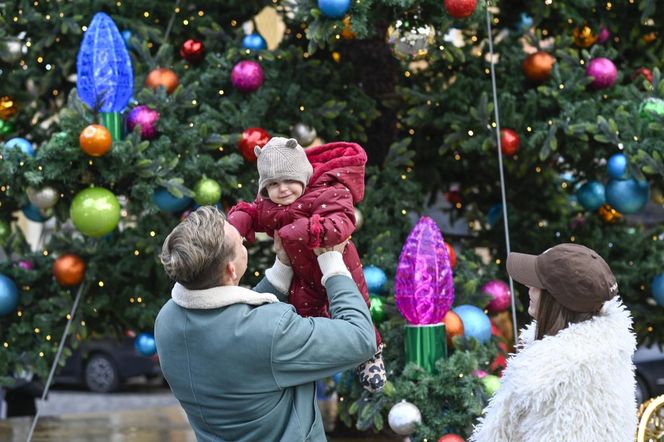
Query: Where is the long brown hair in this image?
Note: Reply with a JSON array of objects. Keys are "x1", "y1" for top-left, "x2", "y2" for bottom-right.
[{"x1": 535, "y1": 290, "x2": 596, "y2": 340}]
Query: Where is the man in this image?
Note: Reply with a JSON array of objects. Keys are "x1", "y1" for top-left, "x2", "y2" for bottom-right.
[{"x1": 155, "y1": 206, "x2": 377, "y2": 441}]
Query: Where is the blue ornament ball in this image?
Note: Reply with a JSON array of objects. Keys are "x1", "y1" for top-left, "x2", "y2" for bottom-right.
[
  {"x1": 121, "y1": 29, "x2": 133, "y2": 48},
  {"x1": 607, "y1": 153, "x2": 628, "y2": 179},
  {"x1": 153, "y1": 188, "x2": 192, "y2": 213},
  {"x1": 242, "y1": 33, "x2": 267, "y2": 51},
  {"x1": 453, "y1": 304, "x2": 492, "y2": 344},
  {"x1": 135, "y1": 332, "x2": 156, "y2": 356},
  {"x1": 22, "y1": 204, "x2": 49, "y2": 222},
  {"x1": 576, "y1": 180, "x2": 606, "y2": 211},
  {"x1": 487, "y1": 203, "x2": 503, "y2": 227},
  {"x1": 0, "y1": 274, "x2": 18, "y2": 316},
  {"x1": 652, "y1": 274, "x2": 664, "y2": 307},
  {"x1": 363, "y1": 265, "x2": 387, "y2": 294},
  {"x1": 318, "y1": 0, "x2": 351, "y2": 19},
  {"x1": 4, "y1": 137, "x2": 34, "y2": 157},
  {"x1": 515, "y1": 13, "x2": 533, "y2": 33},
  {"x1": 606, "y1": 178, "x2": 650, "y2": 214}
]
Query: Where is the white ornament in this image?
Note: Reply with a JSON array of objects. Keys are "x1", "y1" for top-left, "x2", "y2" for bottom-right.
[
  {"x1": 291, "y1": 123, "x2": 317, "y2": 147},
  {"x1": 388, "y1": 400, "x2": 422, "y2": 436},
  {"x1": 27, "y1": 186, "x2": 60, "y2": 210}
]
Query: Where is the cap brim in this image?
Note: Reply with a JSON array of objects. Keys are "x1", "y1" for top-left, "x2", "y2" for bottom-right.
[{"x1": 506, "y1": 252, "x2": 545, "y2": 289}]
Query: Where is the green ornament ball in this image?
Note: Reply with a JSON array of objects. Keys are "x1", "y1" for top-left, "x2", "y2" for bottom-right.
[
  {"x1": 0, "y1": 119, "x2": 14, "y2": 137},
  {"x1": 369, "y1": 295, "x2": 385, "y2": 324},
  {"x1": 194, "y1": 178, "x2": 221, "y2": 205},
  {"x1": 70, "y1": 187, "x2": 121, "y2": 237},
  {"x1": 0, "y1": 220, "x2": 10, "y2": 245},
  {"x1": 481, "y1": 374, "x2": 501, "y2": 396},
  {"x1": 639, "y1": 97, "x2": 664, "y2": 122}
]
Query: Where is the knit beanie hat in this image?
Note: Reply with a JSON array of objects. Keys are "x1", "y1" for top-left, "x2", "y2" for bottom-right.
[{"x1": 255, "y1": 137, "x2": 314, "y2": 197}]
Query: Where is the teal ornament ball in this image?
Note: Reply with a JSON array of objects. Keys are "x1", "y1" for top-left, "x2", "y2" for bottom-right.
[
  {"x1": 652, "y1": 273, "x2": 664, "y2": 306},
  {"x1": 607, "y1": 153, "x2": 628, "y2": 179},
  {"x1": 453, "y1": 304, "x2": 491, "y2": 344},
  {"x1": 70, "y1": 187, "x2": 121, "y2": 237},
  {"x1": 606, "y1": 178, "x2": 649, "y2": 214},
  {"x1": 363, "y1": 265, "x2": 387, "y2": 294},
  {"x1": 640, "y1": 97, "x2": 664, "y2": 122},
  {"x1": 576, "y1": 180, "x2": 605, "y2": 211},
  {"x1": 193, "y1": 178, "x2": 221, "y2": 206},
  {"x1": 369, "y1": 295, "x2": 385, "y2": 324},
  {"x1": 22, "y1": 204, "x2": 51, "y2": 222},
  {"x1": 0, "y1": 274, "x2": 18, "y2": 316},
  {"x1": 153, "y1": 188, "x2": 192, "y2": 212}
]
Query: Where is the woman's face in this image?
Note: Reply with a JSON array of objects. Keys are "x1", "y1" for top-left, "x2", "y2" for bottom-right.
[{"x1": 528, "y1": 286, "x2": 542, "y2": 318}]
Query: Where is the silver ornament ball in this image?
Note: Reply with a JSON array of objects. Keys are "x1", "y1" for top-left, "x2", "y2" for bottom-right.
[
  {"x1": 0, "y1": 37, "x2": 26, "y2": 64},
  {"x1": 388, "y1": 400, "x2": 422, "y2": 436},
  {"x1": 291, "y1": 123, "x2": 317, "y2": 147},
  {"x1": 387, "y1": 21, "x2": 436, "y2": 61},
  {"x1": 27, "y1": 186, "x2": 60, "y2": 210},
  {"x1": 354, "y1": 207, "x2": 364, "y2": 230}
]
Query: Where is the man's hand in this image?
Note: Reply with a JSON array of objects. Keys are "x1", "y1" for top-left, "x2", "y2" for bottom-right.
[
  {"x1": 273, "y1": 231, "x2": 291, "y2": 265},
  {"x1": 314, "y1": 238, "x2": 350, "y2": 256}
]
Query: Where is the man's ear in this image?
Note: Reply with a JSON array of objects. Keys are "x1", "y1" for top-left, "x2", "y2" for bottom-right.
[{"x1": 224, "y1": 261, "x2": 236, "y2": 283}]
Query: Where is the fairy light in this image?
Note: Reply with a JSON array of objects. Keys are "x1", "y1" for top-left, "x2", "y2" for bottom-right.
[
  {"x1": 143, "y1": 11, "x2": 150, "y2": 18},
  {"x1": 34, "y1": 328, "x2": 40, "y2": 334},
  {"x1": 39, "y1": 352, "x2": 44, "y2": 357},
  {"x1": 134, "y1": 250, "x2": 140, "y2": 256},
  {"x1": 468, "y1": 130, "x2": 474, "y2": 136},
  {"x1": 218, "y1": 89, "x2": 225, "y2": 95},
  {"x1": 137, "y1": 297, "x2": 143, "y2": 303},
  {"x1": 98, "y1": 281, "x2": 104, "y2": 287},
  {"x1": 149, "y1": 231, "x2": 156, "y2": 237},
  {"x1": 130, "y1": 297, "x2": 135, "y2": 303},
  {"x1": 42, "y1": 250, "x2": 48, "y2": 256},
  {"x1": 401, "y1": 209, "x2": 407, "y2": 215}
]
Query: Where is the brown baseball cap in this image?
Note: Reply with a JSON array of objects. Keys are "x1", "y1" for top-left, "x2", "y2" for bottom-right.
[{"x1": 506, "y1": 243, "x2": 618, "y2": 313}]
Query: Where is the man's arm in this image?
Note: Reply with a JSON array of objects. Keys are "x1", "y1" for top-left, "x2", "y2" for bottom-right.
[{"x1": 269, "y1": 250, "x2": 377, "y2": 388}]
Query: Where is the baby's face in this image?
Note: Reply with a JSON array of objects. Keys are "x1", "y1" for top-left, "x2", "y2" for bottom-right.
[{"x1": 266, "y1": 180, "x2": 304, "y2": 205}]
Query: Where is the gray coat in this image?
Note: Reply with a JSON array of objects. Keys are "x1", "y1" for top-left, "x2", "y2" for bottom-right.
[{"x1": 155, "y1": 275, "x2": 376, "y2": 441}]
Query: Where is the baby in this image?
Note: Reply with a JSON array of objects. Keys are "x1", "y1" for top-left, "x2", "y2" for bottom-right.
[{"x1": 227, "y1": 137, "x2": 386, "y2": 392}]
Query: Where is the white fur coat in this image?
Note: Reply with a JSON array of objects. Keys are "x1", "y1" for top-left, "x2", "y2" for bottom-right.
[{"x1": 470, "y1": 297, "x2": 637, "y2": 442}]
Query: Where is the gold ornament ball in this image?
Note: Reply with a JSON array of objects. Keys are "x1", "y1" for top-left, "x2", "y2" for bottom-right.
[
  {"x1": 573, "y1": 26, "x2": 598, "y2": 48},
  {"x1": 354, "y1": 207, "x2": 364, "y2": 230},
  {"x1": 598, "y1": 204, "x2": 622, "y2": 224},
  {"x1": 341, "y1": 16, "x2": 356, "y2": 40},
  {"x1": 651, "y1": 186, "x2": 664, "y2": 205},
  {"x1": 522, "y1": 51, "x2": 555, "y2": 83},
  {"x1": 0, "y1": 96, "x2": 17, "y2": 121}
]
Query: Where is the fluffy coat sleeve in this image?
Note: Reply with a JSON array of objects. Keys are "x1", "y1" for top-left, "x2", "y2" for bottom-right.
[{"x1": 277, "y1": 185, "x2": 356, "y2": 248}]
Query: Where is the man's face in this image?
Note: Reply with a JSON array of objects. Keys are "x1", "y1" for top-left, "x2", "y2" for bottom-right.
[{"x1": 224, "y1": 222, "x2": 247, "y2": 284}]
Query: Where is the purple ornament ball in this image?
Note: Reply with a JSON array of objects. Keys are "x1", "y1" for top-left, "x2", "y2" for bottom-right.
[
  {"x1": 127, "y1": 105, "x2": 160, "y2": 140},
  {"x1": 18, "y1": 260, "x2": 34, "y2": 271},
  {"x1": 231, "y1": 60, "x2": 264, "y2": 93},
  {"x1": 597, "y1": 27, "x2": 610, "y2": 44},
  {"x1": 482, "y1": 279, "x2": 511, "y2": 313},
  {"x1": 586, "y1": 58, "x2": 617, "y2": 89}
]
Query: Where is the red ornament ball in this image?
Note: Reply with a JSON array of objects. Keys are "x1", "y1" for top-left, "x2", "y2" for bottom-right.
[
  {"x1": 145, "y1": 68, "x2": 180, "y2": 94},
  {"x1": 238, "y1": 127, "x2": 270, "y2": 163},
  {"x1": 438, "y1": 435, "x2": 465, "y2": 442},
  {"x1": 500, "y1": 128, "x2": 520, "y2": 156},
  {"x1": 79, "y1": 124, "x2": 112, "y2": 156},
  {"x1": 444, "y1": 0, "x2": 477, "y2": 19},
  {"x1": 180, "y1": 39, "x2": 205, "y2": 64},
  {"x1": 53, "y1": 254, "x2": 86, "y2": 287},
  {"x1": 445, "y1": 241, "x2": 456, "y2": 268},
  {"x1": 634, "y1": 67, "x2": 653, "y2": 84}
]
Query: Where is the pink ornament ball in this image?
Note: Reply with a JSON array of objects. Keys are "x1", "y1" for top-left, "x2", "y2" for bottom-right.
[
  {"x1": 127, "y1": 105, "x2": 160, "y2": 140},
  {"x1": 597, "y1": 27, "x2": 610, "y2": 44},
  {"x1": 18, "y1": 260, "x2": 33, "y2": 270},
  {"x1": 482, "y1": 280, "x2": 512, "y2": 313},
  {"x1": 472, "y1": 369, "x2": 487, "y2": 379},
  {"x1": 586, "y1": 57, "x2": 617, "y2": 89},
  {"x1": 231, "y1": 60, "x2": 264, "y2": 93}
]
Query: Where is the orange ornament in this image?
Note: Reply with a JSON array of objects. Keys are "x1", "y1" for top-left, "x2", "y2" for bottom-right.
[
  {"x1": 522, "y1": 51, "x2": 555, "y2": 83},
  {"x1": 53, "y1": 254, "x2": 86, "y2": 287},
  {"x1": 0, "y1": 96, "x2": 18, "y2": 121},
  {"x1": 572, "y1": 25, "x2": 598, "y2": 48},
  {"x1": 145, "y1": 67, "x2": 180, "y2": 94},
  {"x1": 79, "y1": 124, "x2": 112, "y2": 156},
  {"x1": 598, "y1": 204, "x2": 622, "y2": 224},
  {"x1": 443, "y1": 310, "x2": 464, "y2": 348},
  {"x1": 341, "y1": 16, "x2": 356, "y2": 40},
  {"x1": 445, "y1": 241, "x2": 456, "y2": 268}
]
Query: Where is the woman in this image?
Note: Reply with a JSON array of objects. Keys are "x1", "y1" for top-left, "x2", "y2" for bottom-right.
[{"x1": 470, "y1": 243, "x2": 637, "y2": 442}]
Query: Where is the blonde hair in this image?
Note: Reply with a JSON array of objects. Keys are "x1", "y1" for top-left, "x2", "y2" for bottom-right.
[{"x1": 160, "y1": 206, "x2": 235, "y2": 290}]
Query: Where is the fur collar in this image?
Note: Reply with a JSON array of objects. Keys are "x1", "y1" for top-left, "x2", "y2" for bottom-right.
[{"x1": 171, "y1": 283, "x2": 279, "y2": 309}]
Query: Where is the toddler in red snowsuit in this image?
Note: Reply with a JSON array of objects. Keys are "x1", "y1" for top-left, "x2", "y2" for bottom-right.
[{"x1": 227, "y1": 137, "x2": 386, "y2": 392}]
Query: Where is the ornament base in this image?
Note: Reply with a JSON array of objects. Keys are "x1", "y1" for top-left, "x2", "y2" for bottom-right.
[{"x1": 404, "y1": 323, "x2": 447, "y2": 373}]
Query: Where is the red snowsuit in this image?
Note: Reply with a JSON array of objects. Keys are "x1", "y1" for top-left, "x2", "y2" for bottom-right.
[{"x1": 228, "y1": 141, "x2": 380, "y2": 346}]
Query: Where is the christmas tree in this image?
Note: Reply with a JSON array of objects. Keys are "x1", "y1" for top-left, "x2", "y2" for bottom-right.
[{"x1": 1, "y1": 0, "x2": 663, "y2": 440}]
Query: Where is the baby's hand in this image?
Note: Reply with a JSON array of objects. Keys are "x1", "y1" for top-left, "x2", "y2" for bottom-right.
[
  {"x1": 273, "y1": 231, "x2": 291, "y2": 266},
  {"x1": 314, "y1": 238, "x2": 350, "y2": 256}
]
